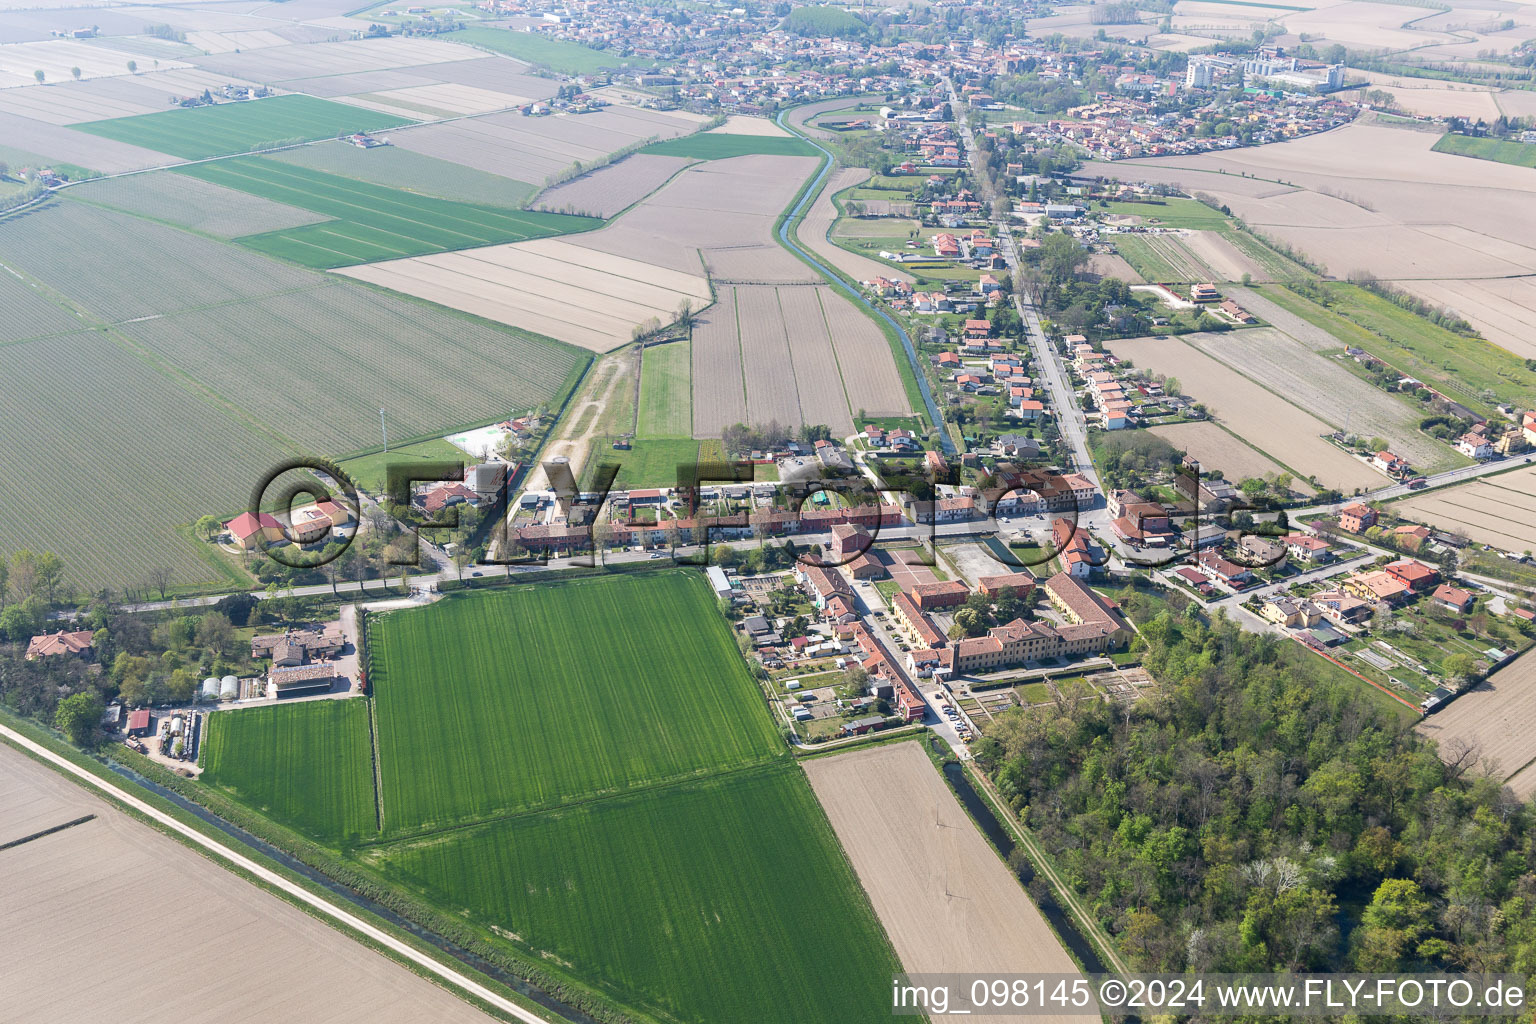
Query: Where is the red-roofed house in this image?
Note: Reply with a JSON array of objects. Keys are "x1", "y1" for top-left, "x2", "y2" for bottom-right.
[
  {"x1": 225, "y1": 511, "x2": 283, "y2": 550},
  {"x1": 1385, "y1": 559, "x2": 1440, "y2": 594},
  {"x1": 26, "y1": 629, "x2": 94, "y2": 661},
  {"x1": 1432, "y1": 584, "x2": 1474, "y2": 613},
  {"x1": 1338, "y1": 503, "x2": 1377, "y2": 534}
]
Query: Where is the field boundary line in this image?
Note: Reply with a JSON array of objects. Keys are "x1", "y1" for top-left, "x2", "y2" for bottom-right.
[
  {"x1": 0, "y1": 721, "x2": 559, "y2": 1024},
  {"x1": 368, "y1": 696, "x2": 386, "y2": 834}
]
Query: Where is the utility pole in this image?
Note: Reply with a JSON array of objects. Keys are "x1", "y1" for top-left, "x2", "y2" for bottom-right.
[{"x1": 380, "y1": 407, "x2": 388, "y2": 453}]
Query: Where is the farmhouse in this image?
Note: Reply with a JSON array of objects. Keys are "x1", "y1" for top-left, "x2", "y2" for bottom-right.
[
  {"x1": 25, "y1": 629, "x2": 94, "y2": 661},
  {"x1": 225, "y1": 511, "x2": 284, "y2": 550},
  {"x1": 798, "y1": 565, "x2": 854, "y2": 611},
  {"x1": 267, "y1": 663, "x2": 341, "y2": 700},
  {"x1": 251, "y1": 626, "x2": 345, "y2": 663},
  {"x1": 829, "y1": 523, "x2": 872, "y2": 562},
  {"x1": 1052, "y1": 517, "x2": 1100, "y2": 578},
  {"x1": 126, "y1": 708, "x2": 153, "y2": 738}
]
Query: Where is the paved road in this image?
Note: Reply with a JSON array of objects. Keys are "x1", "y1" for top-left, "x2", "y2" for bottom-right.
[
  {"x1": 1290, "y1": 451, "x2": 1536, "y2": 519},
  {"x1": 0, "y1": 721, "x2": 553, "y2": 1024}
]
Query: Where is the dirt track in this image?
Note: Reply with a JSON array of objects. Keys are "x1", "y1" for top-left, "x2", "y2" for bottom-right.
[{"x1": 804, "y1": 742, "x2": 1092, "y2": 1024}]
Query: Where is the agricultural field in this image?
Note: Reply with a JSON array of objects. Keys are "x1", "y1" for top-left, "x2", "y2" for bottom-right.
[
  {"x1": 446, "y1": 26, "x2": 625, "y2": 75},
  {"x1": 1432, "y1": 132, "x2": 1536, "y2": 168},
  {"x1": 368, "y1": 572, "x2": 783, "y2": 831},
  {"x1": 200, "y1": 700, "x2": 377, "y2": 843},
  {"x1": 1390, "y1": 466, "x2": 1536, "y2": 552},
  {"x1": 802, "y1": 166, "x2": 908, "y2": 286},
  {"x1": 641, "y1": 132, "x2": 817, "y2": 160},
  {"x1": 637, "y1": 340, "x2": 692, "y2": 437},
  {"x1": 270, "y1": 140, "x2": 537, "y2": 208},
  {"x1": 584, "y1": 437, "x2": 701, "y2": 490},
  {"x1": 804, "y1": 742, "x2": 1084, "y2": 1022},
  {"x1": 1105, "y1": 334, "x2": 1387, "y2": 492},
  {"x1": 1147, "y1": 422, "x2": 1315, "y2": 495},
  {"x1": 338, "y1": 437, "x2": 472, "y2": 495},
  {"x1": 187, "y1": 36, "x2": 485, "y2": 84},
  {"x1": 691, "y1": 287, "x2": 749, "y2": 435},
  {"x1": 337, "y1": 237, "x2": 711, "y2": 353},
  {"x1": 1179, "y1": 327, "x2": 1460, "y2": 472},
  {"x1": 69, "y1": 170, "x2": 329, "y2": 238},
  {"x1": 1253, "y1": 283, "x2": 1536, "y2": 416},
  {"x1": 533, "y1": 153, "x2": 693, "y2": 216},
  {"x1": 1099, "y1": 196, "x2": 1233, "y2": 230},
  {"x1": 1417, "y1": 651, "x2": 1536, "y2": 799},
  {"x1": 0, "y1": 267, "x2": 88, "y2": 345},
  {"x1": 367, "y1": 764, "x2": 898, "y2": 1024},
  {"x1": 0, "y1": 743, "x2": 493, "y2": 1024},
  {"x1": 709, "y1": 114, "x2": 790, "y2": 137},
  {"x1": 177, "y1": 157, "x2": 599, "y2": 268},
  {"x1": 74, "y1": 94, "x2": 413, "y2": 160}
]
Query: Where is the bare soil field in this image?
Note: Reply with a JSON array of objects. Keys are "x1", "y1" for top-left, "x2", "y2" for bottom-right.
[
  {"x1": 710, "y1": 114, "x2": 790, "y2": 137},
  {"x1": 188, "y1": 37, "x2": 482, "y2": 82},
  {"x1": 0, "y1": 67, "x2": 265, "y2": 126},
  {"x1": 1417, "y1": 651, "x2": 1536, "y2": 799},
  {"x1": 1391, "y1": 466, "x2": 1536, "y2": 551},
  {"x1": 691, "y1": 287, "x2": 748, "y2": 436},
  {"x1": 802, "y1": 165, "x2": 908, "y2": 286},
  {"x1": 0, "y1": 108, "x2": 174, "y2": 171},
  {"x1": 1181, "y1": 230, "x2": 1269, "y2": 282},
  {"x1": 0, "y1": 38, "x2": 189, "y2": 87},
  {"x1": 533, "y1": 153, "x2": 693, "y2": 216},
  {"x1": 819, "y1": 285, "x2": 910, "y2": 418},
  {"x1": 1148, "y1": 421, "x2": 1315, "y2": 494},
  {"x1": 72, "y1": 171, "x2": 329, "y2": 237},
  {"x1": 1106, "y1": 335, "x2": 1387, "y2": 491},
  {"x1": 1181, "y1": 327, "x2": 1456, "y2": 471},
  {"x1": 804, "y1": 743, "x2": 1086, "y2": 1024},
  {"x1": 358, "y1": 82, "x2": 534, "y2": 117},
  {"x1": 779, "y1": 285, "x2": 855, "y2": 432},
  {"x1": 735, "y1": 284, "x2": 805, "y2": 427},
  {"x1": 1087, "y1": 252, "x2": 1143, "y2": 282},
  {"x1": 337, "y1": 238, "x2": 711, "y2": 353},
  {"x1": 704, "y1": 243, "x2": 821, "y2": 284},
  {"x1": 0, "y1": 742, "x2": 494, "y2": 1024}
]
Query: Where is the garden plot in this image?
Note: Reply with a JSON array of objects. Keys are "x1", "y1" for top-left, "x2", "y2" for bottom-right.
[
  {"x1": 534, "y1": 153, "x2": 693, "y2": 216},
  {"x1": 804, "y1": 743, "x2": 1086, "y2": 1024},
  {"x1": 1148, "y1": 422, "x2": 1315, "y2": 495},
  {"x1": 1392, "y1": 467, "x2": 1536, "y2": 551},
  {"x1": 692, "y1": 287, "x2": 748, "y2": 436},
  {"x1": 336, "y1": 237, "x2": 711, "y2": 353},
  {"x1": 0, "y1": 744, "x2": 495, "y2": 1024},
  {"x1": 1105, "y1": 334, "x2": 1386, "y2": 491},
  {"x1": 1181, "y1": 327, "x2": 1456, "y2": 471},
  {"x1": 735, "y1": 285, "x2": 804, "y2": 427},
  {"x1": 187, "y1": 37, "x2": 483, "y2": 83},
  {"x1": 71, "y1": 171, "x2": 329, "y2": 238},
  {"x1": 1418, "y1": 652, "x2": 1536, "y2": 799}
]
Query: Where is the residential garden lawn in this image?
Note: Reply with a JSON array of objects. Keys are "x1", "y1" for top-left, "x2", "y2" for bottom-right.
[
  {"x1": 1256, "y1": 282, "x2": 1536, "y2": 417},
  {"x1": 584, "y1": 436, "x2": 701, "y2": 490},
  {"x1": 369, "y1": 571, "x2": 784, "y2": 832},
  {"x1": 1016, "y1": 681, "x2": 1052, "y2": 704},
  {"x1": 178, "y1": 157, "x2": 599, "y2": 268},
  {"x1": 366, "y1": 763, "x2": 897, "y2": 1024},
  {"x1": 1100, "y1": 197, "x2": 1232, "y2": 230},
  {"x1": 1432, "y1": 132, "x2": 1536, "y2": 169},
  {"x1": 337, "y1": 437, "x2": 470, "y2": 495},
  {"x1": 637, "y1": 340, "x2": 691, "y2": 437},
  {"x1": 200, "y1": 700, "x2": 377, "y2": 843},
  {"x1": 74, "y1": 95, "x2": 412, "y2": 160},
  {"x1": 642, "y1": 133, "x2": 817, "y2": 160},
  {"x1": 448, "y1": 26, "x2": 627, "y2": 74}
]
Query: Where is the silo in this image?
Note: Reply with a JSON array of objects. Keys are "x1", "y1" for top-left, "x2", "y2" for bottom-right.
[{"x1": 219, "y1": 675, "x2": 240, "y2": 700}]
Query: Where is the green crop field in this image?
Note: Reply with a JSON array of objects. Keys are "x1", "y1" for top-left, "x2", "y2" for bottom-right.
[
  {"x1": 368, "y1": 764, "x2": 896, "y2": 1024},
  {"x1": 201, "y1": 700, "x2": 378, "y2": 843},
  {"x1": 449, "y1": 27, "x2": 627, "y2": 75},
  {"x1": 369, "y1": 572, "x2": 783, "y2": 832},
  {"x1": 269, "y1": 141, "x2": 536, "y2": 208},
  {"x1": 74, "y1": 95, "x2": 413, "y2": 160},
  {"x1": 636, "y1": 340, "x2": 691, "y2": 437},
  {"x1": 582, "y1": 437, "x2": 701, "y2": 490},
  {"x1": 642, "y1": 133, "x2": 818, "y2": 160},
  {"x1": 177, "y1": 158, "x2": 599, "y2": 268},
  {"x1": 1432, "y1": 132, "x2": 1536, "y2": 169},
  {"x1": 1100, "y1": 197, "x2": 1232, "y2": 230}
]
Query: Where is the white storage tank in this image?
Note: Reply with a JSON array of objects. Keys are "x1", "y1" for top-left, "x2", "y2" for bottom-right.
[{"x1": 219, "y1": 675, "x2": 240, "y2": 700}]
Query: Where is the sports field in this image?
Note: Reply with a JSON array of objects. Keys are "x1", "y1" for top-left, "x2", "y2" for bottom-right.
[
  {"x1": 178, "y1": 158, "x2": 599, "y2": 268},
  {"x1": 74, "y1": 95, "x2": 412, "y2": 160},
  {"x1": 637, "y1": 340, "x2": 692, "y2": 436},
  {"x1": 642, "y1": 132, "x2": 817, "y2": 159},
  {"x1": 200, "y1": 700, "x2": 378, "y2": 843},
  {"x1": 370, "y1": 764, "x2": 897, "y2": 1024},
  {"x1": 369, "y1": 571, "x2": 783, "y2": 831}
]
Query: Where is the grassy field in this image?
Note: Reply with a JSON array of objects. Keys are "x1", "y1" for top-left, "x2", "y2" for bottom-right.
[
  {"x1": 270, "y1": 141, "x2": 536, "y2": 208},
  {"x1": 200, "y1": 700, "x2": 378, "y2": 843},
  {"x1": 74, "y1": 95, "x2": 412, "y2": 160},
  {"x1": 338, "y1": 437, "x2": 471, "y2": 494},
  {"x1": 1100, "y1": 197, "x2": 1232, "y2": 230},
  {"x1": 583, "y1": 437, "x2": 701, "y2": 490},
  {"x1": 1432, "y1": 132, "x2": 1536, "y2": 168},
  {"x1": 1111, "y1": 234, "x2": 1182, "y2": 282},
  {"x1": 369, "y1": 764, "x2": 896, "y2": 1024},
  {"x1": 178, "y1": 158, "x2": 598, "y2": 268},
  {"x1": 369, "y1": 572, "x2": 783, "y2": 832},
  {"x1": 448, "y1": 27, "x2": 627, "y2": 74},
  {"x1": 643, "y1": 133, "x2": 818, "y2": 160},
  {"x1": 637, "y1": 340, "x2": 691, "y2": 437},
  {"x1": 1257, "y1": 282, "x2": 1536, "y2": 416}
]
